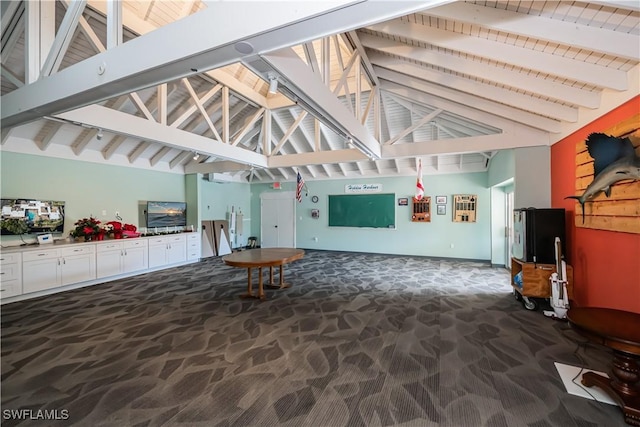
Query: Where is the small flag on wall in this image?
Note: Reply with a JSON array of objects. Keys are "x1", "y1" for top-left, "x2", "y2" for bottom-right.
[
  {"x1": 415, "y1": 159, "x2": 424, "y2": 200},
  {"x1": 296, "y1": 170, "x2": 305, "y2": 203}
]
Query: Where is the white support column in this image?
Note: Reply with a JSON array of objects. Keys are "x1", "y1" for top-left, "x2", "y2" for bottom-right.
[
  {"x1": 25, "y1": 1, "x2": 55, "y2": 83},
  {"x1": 222, "y1": 86, "x2": 230, "y2": 143},
  {"x1": 322, "y1": 37, "x2": 331, "y2": 85},
  {"x1": 262, "y1": 109, "x2": 272, "y2": 156},
  {"x1": 157, "y1": 84, "x2": 167, "y2": 125},
  {"x1": 355, "y1": 60, "x2": 361, "y2": 121},
  {"x1": 107, "y1": 0, "x2": 123, "y2": 48},
  {"x1": 41, "y1": 0, "x2": 86, "y2": 77}
]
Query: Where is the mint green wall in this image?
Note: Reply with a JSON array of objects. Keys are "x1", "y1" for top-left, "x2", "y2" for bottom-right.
[
  {"x1": 251, "y1": 173, "x2": 492, "y2": 260},
  {"x1": 488, "y1": 149, "x2": 515, "y2": 186},
  {"x1": 2, "y1": 152, "x2": 494, "y2": 259},
  {"x1": 199, "y1": 179, "x2": 252, "y2": 247},
  {"x1": 1, "y1": 152, "x2": 186, "y2": 244}
]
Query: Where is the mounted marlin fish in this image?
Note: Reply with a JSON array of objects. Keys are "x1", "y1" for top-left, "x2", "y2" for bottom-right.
[{"x1": 566, "y1": 133, "x2": 640, "y2": 223}]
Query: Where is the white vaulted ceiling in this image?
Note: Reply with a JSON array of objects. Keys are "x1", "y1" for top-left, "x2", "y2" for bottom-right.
[{"x1": 1, "y1": 1, "x2": 638, "y2": 183}]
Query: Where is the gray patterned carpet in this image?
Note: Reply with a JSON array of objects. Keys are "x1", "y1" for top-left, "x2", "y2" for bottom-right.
[{"x1": 1, "y1": 250, "x2": 626, "y2": 426}]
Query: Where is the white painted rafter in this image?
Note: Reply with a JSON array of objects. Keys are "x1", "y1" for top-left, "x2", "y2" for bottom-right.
[
  {"x1": 366, "y1": 18, "x2": 628, "y2": 91},
  {"x1": 102, "y1": 135, "x2": 126, "y2": 160},
  {"x1": 4, "y1": 1, "x2": 448, "y2": 127},
  {"x1": 385, "y1": 109, "x2": 442, "y2": 145},
  {"x1": 376, "y1": 68, "x2": 562, "y2": 133},
  {"x1": 41, "y1": 0, "x2": 86, "y2": 77},
  {"x1": 358, "y1": 33, "x2": 601, "y2": 109},
  {"x1": 424, "y1": 2, "x2": 640, "y2": 61},
  {"x1": 72, "y1": 128, "x2": 98, "y2": 155}
]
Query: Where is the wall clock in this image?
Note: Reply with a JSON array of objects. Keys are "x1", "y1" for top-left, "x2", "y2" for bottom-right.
[{"x1": 311, "y1": 195, "x2": 319, "y2": 203}]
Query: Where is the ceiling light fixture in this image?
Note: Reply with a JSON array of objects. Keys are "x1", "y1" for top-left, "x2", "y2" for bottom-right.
[
  {"x1": 96, "y1": 129, "x2": 103, "y2": 140},
  {"x1": 268, "y1": 76, "x2": 278, "y2": 94},
  {"x1": 193, "y1": 152, "x2": 200, "y2": 161}
]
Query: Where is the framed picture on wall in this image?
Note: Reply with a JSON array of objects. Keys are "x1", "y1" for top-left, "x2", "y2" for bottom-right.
[
  {"x1": 437, "y1": 204, "x2": 446, "y2": 215},
  {"x1": 398, "y1": 198, "x2": 409, "y2": 206},
  {"x1": 436, "y1": 196, "x2": 447, "y2": 204}
]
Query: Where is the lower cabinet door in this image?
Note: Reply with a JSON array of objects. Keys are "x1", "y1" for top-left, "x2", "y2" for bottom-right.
[
  {"x1": 97, "y1": 248, "x2": 123, "y2": 279},
  {"x1": 23, "y1": 258, "x2": 60, "y2": 294},
  {"x1": 61, "y1": 253, "x2": 96, "y2": 286},
  {"x1": 123, "y1": 246, "x2": 148, "y2": 273}
]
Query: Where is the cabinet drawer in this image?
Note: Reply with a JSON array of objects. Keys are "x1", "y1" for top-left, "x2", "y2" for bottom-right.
[
  {"x1": 97, "y1": 242, "x2": 123, "y2": 252},
  {"x1": 23, "y1": 249, "x2": 59, "y2": 261},
  {"x1": 187, "y1": 233, "x2": 199, "y2": 242},
  {"x1": 148, "y1": 237, "x2": 166, "y2": 245},
  {"x1": 0, "y1": 262, "x2": 21, "y2": 280},
  {"x1": 123, "y1": 240, "x2": 147, "y2": 249},
  {"x1": 0, "y1": 280, "x2": 22, "y2": 299},
  {"x1": 61, "y1": 245, "x2": 95, "y2": 256},
  {"x1": 0, "y1": 252, "x2": 22, "y2": 264},
  {"x1": 167, "y1": 235, "x2": 185, "y2": 243}
]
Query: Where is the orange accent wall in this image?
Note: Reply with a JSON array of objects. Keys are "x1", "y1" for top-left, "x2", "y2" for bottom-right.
[{"x1": 551, "y1": 96, "x2": 640, "y2": 314}]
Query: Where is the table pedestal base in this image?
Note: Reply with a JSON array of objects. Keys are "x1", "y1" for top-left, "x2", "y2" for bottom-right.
[
  {"x1": 240, "y1": 267, "x2": 266, "y2": 300},
  {"x1": 266, "y1": 265, "x2": 291, "y2": 289},
  {"x1": 582, "y1": 351, "x2": 640, "y2": 426}
]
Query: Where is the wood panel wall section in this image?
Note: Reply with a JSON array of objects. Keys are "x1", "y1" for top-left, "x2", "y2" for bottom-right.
[{"x1": 573, "y1": 114, "x2": 640, "y2": 233}]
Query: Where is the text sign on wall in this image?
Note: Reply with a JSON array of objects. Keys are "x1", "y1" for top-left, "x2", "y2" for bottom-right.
[{"x1": 345, "y1": 183, "x2": 382, "y2": 193}]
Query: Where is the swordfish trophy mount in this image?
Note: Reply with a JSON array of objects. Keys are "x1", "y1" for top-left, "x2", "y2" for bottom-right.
[{"x1": 566, "y1": 133, "x2": 640, "y2": 223}]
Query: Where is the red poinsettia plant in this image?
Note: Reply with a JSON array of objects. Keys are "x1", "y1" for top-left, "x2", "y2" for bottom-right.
[
  {"x1": 106, "y1": 221, "x2": 138, "y2": 238},
  {"x1": 71, "y1": 217, "x2": 101, "y2": 239}
]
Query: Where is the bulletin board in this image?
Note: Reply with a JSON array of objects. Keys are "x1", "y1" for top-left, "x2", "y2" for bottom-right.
[{"x1": 328, "y1": 193, "x2": 395, "y2": 228}]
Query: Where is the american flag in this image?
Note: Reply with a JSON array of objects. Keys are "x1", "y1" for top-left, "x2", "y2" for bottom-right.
[
  {"x1": 415, "y1": 159, "x2": 424, "y2": 200},
  {"x1": 296, "y1": 171, "x2": 305, "y2": 203}
]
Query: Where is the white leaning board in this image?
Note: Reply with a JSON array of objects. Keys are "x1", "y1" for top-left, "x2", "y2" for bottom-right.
[{"x1": 554, "y1": 362, "x2": 616, "y2": 405}]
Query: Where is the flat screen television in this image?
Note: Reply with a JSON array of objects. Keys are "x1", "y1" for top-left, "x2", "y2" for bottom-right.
[
  {"x1": 146, "y1": 201, "x2": 187, "y2": 228},
  {"x1": 0, "y1": 198, "x2": 65, "y2": 235}
]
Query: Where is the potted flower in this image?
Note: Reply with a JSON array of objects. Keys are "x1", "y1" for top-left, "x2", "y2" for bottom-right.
[
  {"x1": 70, "y1": 217, "x2": 101, "y2": 241},
  {"x1": 106, "y1": 221, "x2": 139, "y2": 238},
  {"x1": 107, "y1": 221, "x2": 123, "y2": 239}
]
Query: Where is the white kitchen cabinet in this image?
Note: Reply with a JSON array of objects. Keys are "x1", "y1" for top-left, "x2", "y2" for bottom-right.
[
  {"x1": 186, "y1": 233, "x2": 201, "y2": 261},
  {"x1": 2, "y1": 233, "x2": 196, "y2": 304},
  {"x1": 97, "y1": 240, "x2": 148, "y2": 279},
  {"x1": 122, "y1": 239, "x2": 148, "y2": 273},
  {"x1": 60, "y1": 246, "x2": 96, "y2": 285},
  {"x1": 148, "y1": 234, "x2": 186, "y2": 269},
  {"x1": 1, "y1": 252, "x2": 22, "y2": 299},
  {"x1": 22, "y1": 245, "x2": 96, "y2": 294}
]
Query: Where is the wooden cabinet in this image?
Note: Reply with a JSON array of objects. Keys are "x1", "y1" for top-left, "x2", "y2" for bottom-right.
[
  {"x1": 23, "y1": 246, "x2": 96, "y2": 294},
  {"x1": 1, "y1": 252, "x2": 22, "y2": 299},
  {"x1": 148, "y1": 234, "x2": 186, "y2": 268},
  {"x1": 97, "y1": 240, "x2": 148, "y2": 279},
  {"x1": 511, "y1": 257, "x2": 573, "y2": 299}
]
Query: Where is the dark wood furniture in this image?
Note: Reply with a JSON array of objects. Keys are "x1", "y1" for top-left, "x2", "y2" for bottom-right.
[
  {"x1": 567, "y1": 307, "x2": 640, "y2": 425},
  {"x1": 222, "y1": 248, "x2": 304, "y2": 300}
]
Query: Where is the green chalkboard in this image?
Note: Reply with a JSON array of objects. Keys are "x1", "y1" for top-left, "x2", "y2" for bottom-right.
[{"x1": 328, "y1": 193, "x2": 396, "y2": 228}]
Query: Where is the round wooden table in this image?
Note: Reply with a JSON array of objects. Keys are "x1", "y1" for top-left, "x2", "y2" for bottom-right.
[
  {"x1": 222, "y1": 248, "x2": 304, "y2": 300},
  {"x1": 567, "y1": 307, "x2": 640, "y2": 426}
]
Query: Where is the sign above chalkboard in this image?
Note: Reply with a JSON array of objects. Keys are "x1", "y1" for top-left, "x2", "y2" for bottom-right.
[{"x1": 345, "y1": 183, "x2": 382, "y2": 193}]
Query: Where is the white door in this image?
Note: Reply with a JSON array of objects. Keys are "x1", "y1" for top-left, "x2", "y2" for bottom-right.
[
  {"x1": 261, "y1": 198, "x2": 280, "y2": 248},
  {"x1": 260, "y1": 191, "x2": 296, "y2": 248}
]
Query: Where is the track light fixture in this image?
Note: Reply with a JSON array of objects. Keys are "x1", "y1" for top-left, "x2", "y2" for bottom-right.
[
  {"x1": 193, "y1": 152, "x2": 200, "y2": 160},
  {"x1": 268, "y1": 76, "x2": 278, "y2": 94},
  {"x1": 96, "y1": 129, "x2": 103, "y2": 140}
]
